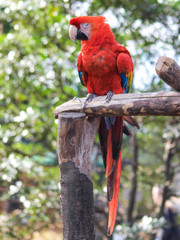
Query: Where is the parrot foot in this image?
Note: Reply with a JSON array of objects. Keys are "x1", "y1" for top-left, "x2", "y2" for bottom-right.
[
  {"x1": 72, "y1": 97, "x2": 82, "y2": 103},
  {"x1": 83, "y1": 93, "x2": 97, "y2": 108},
  {"x1": 105, "y1": 90, "x2": 114, "y2": 103}
]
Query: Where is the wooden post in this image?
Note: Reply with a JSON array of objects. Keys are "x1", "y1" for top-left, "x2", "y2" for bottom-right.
[{"x1": 57, "y1": 112, "x2": 100, "y2": 240}]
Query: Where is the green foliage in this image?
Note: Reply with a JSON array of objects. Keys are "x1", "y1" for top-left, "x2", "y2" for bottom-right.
[
  {"x1": 0, "y1": 155, "x2": 60, "y2": 239},
  {"x1": 0, "y1": 0, "x2": 75, "y2": 238},
  {"x1": 114, "y1": 216, "x2": 167, "y2": 240}
]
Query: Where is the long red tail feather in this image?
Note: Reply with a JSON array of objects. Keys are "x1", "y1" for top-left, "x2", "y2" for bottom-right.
[
  {"x1": 107, "y1": 151, "x2": 121, "y2": 236},
  {"x1": 99, "y1": 117, "x2": 131, "y2": 236},
  {"x1": 106, "y1": 117, "x2": 123, "y2": 235},
  {"x1": 106, "y1": 128, "x2": 115, "y2": 177}
]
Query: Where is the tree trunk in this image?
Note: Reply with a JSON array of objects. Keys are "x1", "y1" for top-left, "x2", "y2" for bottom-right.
[
  {"x1": 158, "y1": 138, "x2": 176, "y2": 217},
  {"x1": 151, "y1": 137, "x2": 177, "y2": 240},
  {"x1": 127, "y1": 135, "x2": 138, "y2": 223}
]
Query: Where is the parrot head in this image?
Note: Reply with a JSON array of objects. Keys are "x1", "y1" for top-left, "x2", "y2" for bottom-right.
[{"x1": 69, "y1": 16, "x2": 114, "y2": 44}]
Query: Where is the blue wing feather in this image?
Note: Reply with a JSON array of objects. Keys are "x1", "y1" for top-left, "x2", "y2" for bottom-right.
[
  {"x1": 78, "y1": 71, "x2": 85, "y2": 86},
  {"x1": 120, "y1": 73, "x2": 129, "y2": 93},
  {"x1": 104, "y1": 116, "x2": 116, "y2": 130}
]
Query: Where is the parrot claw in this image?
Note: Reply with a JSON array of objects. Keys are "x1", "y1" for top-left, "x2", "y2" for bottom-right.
[
  {"x1": 72, "y1": 97, "x2": 82, "y2": 103},
  {"x1": 105, "y1": 90, "x2": 114, "y2": 103},
  {"x1": 83, "y1": 93, "x2": 97, "y2": 108}
]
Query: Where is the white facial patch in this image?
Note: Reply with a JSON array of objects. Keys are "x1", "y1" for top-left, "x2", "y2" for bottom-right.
[{"x1": 80, "y1": 23, "x2": 91, "y2": 39}]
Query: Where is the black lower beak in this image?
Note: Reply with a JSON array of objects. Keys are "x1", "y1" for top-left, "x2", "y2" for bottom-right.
[{"x1": 76, "y1": 29, "x2": 88, "y2": 41}]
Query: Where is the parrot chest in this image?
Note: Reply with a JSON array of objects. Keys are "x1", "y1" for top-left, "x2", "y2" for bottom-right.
[
  {"x1": 81, "y1": 46, "x2": 122, "y2": 95},
  {"x1": 82, "y1": 48, "x2": 117, "y2": 75}
]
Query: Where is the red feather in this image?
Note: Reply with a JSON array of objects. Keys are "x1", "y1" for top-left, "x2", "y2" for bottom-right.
[{"x1": 107, "y1": 150, "x2": 122, "y2": 236}]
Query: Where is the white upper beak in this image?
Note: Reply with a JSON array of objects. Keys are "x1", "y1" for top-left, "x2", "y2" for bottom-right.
[{"x1": 69, "y1": 25, "x2": 78, "y2": 44}]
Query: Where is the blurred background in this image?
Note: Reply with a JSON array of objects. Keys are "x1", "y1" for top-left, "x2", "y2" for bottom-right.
[{"x1": 0, "y1": 0, "x2": 180, "y2": 239}]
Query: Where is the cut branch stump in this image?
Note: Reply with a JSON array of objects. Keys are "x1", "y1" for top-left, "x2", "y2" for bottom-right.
[{"x1": 156, "y1": 56, "x2": 180, "y2": 91}]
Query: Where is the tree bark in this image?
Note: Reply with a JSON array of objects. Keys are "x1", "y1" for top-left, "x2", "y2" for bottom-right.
[
  {"x1": 54, "y1": 91, "x2": 180, "y2": 118},
  {"x1": 158, "y1": 138, "x2": 176, "y2": 217},
  {"x1": 127, "y1": 135, "x2": 138, "y2": 224},
  {"x1": 151, "y1": 137, "x2": 177, "y2": 240},
  {"x1": 156, "y1": 56, "x2": 180, "y2": 91},
  {"x1": 58, "y1": 112, "x2": 100, "y2": 240}
]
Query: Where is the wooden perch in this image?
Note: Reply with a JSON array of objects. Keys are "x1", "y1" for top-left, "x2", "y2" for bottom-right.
[
  {"x1": 54, "y1": 91, "x2": 180, "y2": 118},
  {"x1": 156, "y1": 56, "x2": 180, "y2": 91},
  {"x1": 55, "y1": 56, "x2": 180, "y2": 239}
]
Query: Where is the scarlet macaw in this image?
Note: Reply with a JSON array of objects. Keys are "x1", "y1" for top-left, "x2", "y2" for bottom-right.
[{"x1": 69, "y1": 16, "x2": 139, "y2": 236}]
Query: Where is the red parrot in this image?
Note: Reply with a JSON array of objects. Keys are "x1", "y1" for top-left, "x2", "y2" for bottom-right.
[{"x1": 69, "y1": 16, "x2": 139, "y2": 236}]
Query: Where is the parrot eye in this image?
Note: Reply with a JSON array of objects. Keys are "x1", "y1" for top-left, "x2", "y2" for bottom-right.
[{"x1": 82, "y1": 23, "x2": 89, "y2": 28}]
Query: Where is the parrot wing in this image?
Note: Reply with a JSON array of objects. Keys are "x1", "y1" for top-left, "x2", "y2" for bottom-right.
[
  {"x1": 77, "y1": 52, "x2": 88, "y2": 87},
  {"x1": 117, "y1": 52, "x2": 133, "y2": 93}
]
